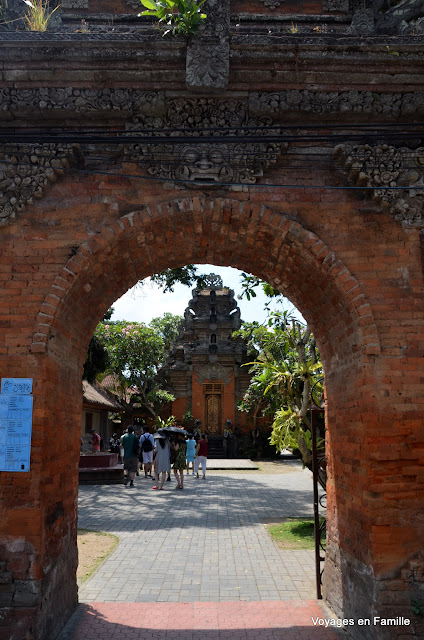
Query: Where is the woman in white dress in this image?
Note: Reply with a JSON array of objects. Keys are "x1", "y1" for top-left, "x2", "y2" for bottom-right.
[{"x1": 152, "y1": 434, "x2": 171, "y2": 490}]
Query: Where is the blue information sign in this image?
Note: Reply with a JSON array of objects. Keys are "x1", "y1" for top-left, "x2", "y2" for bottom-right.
[{"x1": 0, "y1": 379, "x2": 33, "y2": 472}]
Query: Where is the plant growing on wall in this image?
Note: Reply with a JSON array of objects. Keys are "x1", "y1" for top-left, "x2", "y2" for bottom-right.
[
  {"x1": 139, "y1": 0, "x2": 207, "y2": 36},
  {"x1": 22, "y1": 0, "x2": 59, "y2": 31}
]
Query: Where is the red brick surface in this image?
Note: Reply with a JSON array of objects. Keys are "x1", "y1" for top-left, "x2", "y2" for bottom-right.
[
  {"x1": 69, "y1": 601, "x2": 343, "y2": 640},
  {"x1": 0, "y1": 165, "x2": 423, "y2": 640}
]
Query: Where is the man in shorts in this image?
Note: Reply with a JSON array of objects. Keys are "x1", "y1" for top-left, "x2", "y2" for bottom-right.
[
  {"x1": 121, "y1": 426, "x2": 139, "y2": 487},
  {"x1": 140, "y1": 426, "x2": 155, "y2": 479}
]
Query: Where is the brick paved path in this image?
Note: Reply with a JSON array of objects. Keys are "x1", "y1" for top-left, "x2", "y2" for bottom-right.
[
  {"x1": 65, "y1": 466, "x2": 337, "y2": 639},
  {"x1": 64, "y1": 601, "x2": 341, "y2": 640},
  {"x1": 78, "y1": 466, "x2": 319, "y2": 602}
]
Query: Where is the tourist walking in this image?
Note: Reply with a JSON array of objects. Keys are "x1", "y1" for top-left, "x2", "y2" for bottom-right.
[
  {"x1": 152, "y1": 433, "x2": 171, "y2": 490},
  {"x1": 140, "y1": 426, "x2": 155, "y2": 479},
  {"x1": 90, "y1": 429, "x2": 101, "y2": 452},
  {"x1": 173, "y1": 432, "x2": 187, "y2": 490},
  {"x1": 186, "y1": 433, "x2": 196, "y2": 475},
  {"x1": 195, "y1": 433, "x2": 208, "y2": 479},
  {"x1": 109, "y1": 433, "x2": 120, "y2": 453},
  {"x1": 121, "y1": 426, "x2": 139, "y2": 487}
]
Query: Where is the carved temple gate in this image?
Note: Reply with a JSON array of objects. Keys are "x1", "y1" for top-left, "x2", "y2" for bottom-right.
[{"x1": 0, "y1": 2, "x2": 424, "y2": 639}]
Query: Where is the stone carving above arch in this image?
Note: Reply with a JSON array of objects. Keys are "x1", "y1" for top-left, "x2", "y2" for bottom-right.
[
  {"x1": 249, "y1": 90, "x2": 424, "y2": 118},
  {"x1": 0, "y1": 144, "x2": 83, "y2": 224},
  {"x1": 196, "y1": 363, "x2": 232, "y2": 385},
  {"x1": 323, "y1": 0, "x2": 349, "y2": 11},
  {"x1": 123, "y1": 96, "x2": 288, "y2": 186},
  {"x1": 2, "y1": 88, "x2": 424, "y2": 120},
  {"x1": 333, "y1": 143, "x2": 424, "y2": 227},
  {"x1": 258, "y1": 0, "x2": 284, "y2": 9},
  {"x1": 0, "y1": 93, "x2": 288, "y2": 221}
]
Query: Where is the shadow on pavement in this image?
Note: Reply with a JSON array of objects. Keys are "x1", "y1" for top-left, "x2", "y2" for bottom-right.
[
  {"x1": 60, "y1": 602, "x2": 344, "y2": 640},
  {"x1": 77, "y1": 472, "x2": 322, "y2": 534}
]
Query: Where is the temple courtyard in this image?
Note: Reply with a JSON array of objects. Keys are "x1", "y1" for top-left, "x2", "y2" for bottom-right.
[{"x1": 58, "y1": 461, "x2": 340, "y2": 639}]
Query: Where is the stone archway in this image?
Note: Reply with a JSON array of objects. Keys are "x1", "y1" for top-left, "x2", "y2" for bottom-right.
[{"x1": 0, "y1": 191, "x2": 423, "y2": 640}]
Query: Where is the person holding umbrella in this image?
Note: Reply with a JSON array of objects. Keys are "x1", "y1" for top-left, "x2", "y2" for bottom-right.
[
  {"x1": 172, "y1": 431, "x2": 187, "y2": 490},
  {"x1": 152, "y1": 432, "x2": 171, "y2": 490}
]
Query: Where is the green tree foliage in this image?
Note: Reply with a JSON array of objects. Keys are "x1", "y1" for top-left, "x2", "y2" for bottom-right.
[
  {"x1": 139, "y1": 0, "x2": 207, "y2": 37},
  {"x1": 235, "y1": 311, "x2": 324, "y2": 481},
  {"x1": 83, "y1": 335, "x2": 109, "y2": 383},
  {"x1": 95, "y1": 314, "x2": 181, "y2": 418},
  {"x1": 150, "y1": 266, "x2": 210, "y2": 292},
  {"x1": 82, "y1": 308, "x2": 114, "y2": 382},
  {"x1": 149, "y1": 312, "x2": 183, "y2": 351}
]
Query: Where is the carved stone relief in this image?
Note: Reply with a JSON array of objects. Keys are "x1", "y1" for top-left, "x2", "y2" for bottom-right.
[
  {"x1": 0, "y1": 88, "x2": 165, "y2": 116},
  {"x1": 333, "y1": 143, "x2": 424, "y2": 226},
  {"x1": 323, "y1": 0, "x2": 349, "y2": 12},
  {"x1": 0, "y1": 145, "x2": 83, "y2": 223},
  {"x1": 122, "y1": 96, "x2": 288, "y2": 186},
  {"x1": 258, "y1": 0, "x2": 284, "y2": 9},
  {"x1": 2, "y1": 88, "x2": 424, "y2": 120},
  {"x1": 350, "y1": 0, "x2": 424, "y2": 35},
  {"x1": 348, "y1": 8, "x2": 375, "y2": 34},
  {"x1": 375, "y1": 0, "x2": 424, "y2": 35},
  {"x1": 196, "y1": 363, "x2": 232, "y2": 385},
  {"x1": 61, "y1": 0, "x2": 88, "y2": 8},
  {"x1": 186, "y1": 0, "x2": 230, "y2": 90},
  {"x1": 124, "y1": 0, "x2": 144, "y2": 10},
  {"x1": 249, "y1": 90, "x2": 424, "y2": 117}
]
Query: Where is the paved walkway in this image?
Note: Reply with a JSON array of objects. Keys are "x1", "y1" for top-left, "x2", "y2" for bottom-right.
[
  {"x1": 78, "y1": 464, "x2": 319, "y2": 602},
  {"x1": 63, "y1": 601, "x2": 341, "y2": 640},
  {"x1": 64, "y1": 463, "x2": 337, "y2": 640}
]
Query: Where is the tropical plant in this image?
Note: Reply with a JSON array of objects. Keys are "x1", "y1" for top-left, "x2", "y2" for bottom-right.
[
  {"x1": 139, "y1": 0, "x2": 207, "y2": 37},
  {"x1": 154, "y1": 415, "x2": 177, "y2": 431},
  {"x1": 235, "y1": 311, "x2": 325, "y2": 483},
  {"x1": 22, "y1": 0, "x2": 59, "y2": 31}
]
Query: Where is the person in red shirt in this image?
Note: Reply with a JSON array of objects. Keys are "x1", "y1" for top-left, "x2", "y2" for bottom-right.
[
  {"x1": 90, "y1": 429, "x2": 101, "y2": 452},
  {"x1": 195, "y1": 433, "x2": 208, "y2": 479}
]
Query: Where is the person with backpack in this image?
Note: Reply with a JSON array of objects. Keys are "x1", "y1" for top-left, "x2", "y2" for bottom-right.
[
  {"x1": 139, "y1": 426, "x2": 155, "y2": 479},
  {"x1": 121, "y1": 425, "x2": 139, "y2": 487}
]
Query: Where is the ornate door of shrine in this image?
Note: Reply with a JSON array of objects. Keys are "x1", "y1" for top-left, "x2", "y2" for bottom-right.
[{"x1": 204, "y1": 383, "x2": 223, "y2": 434}]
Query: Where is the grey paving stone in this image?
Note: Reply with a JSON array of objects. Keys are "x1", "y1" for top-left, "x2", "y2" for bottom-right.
[{"x1": 78, "y1": 466, "x2": 323, "y2": 603}]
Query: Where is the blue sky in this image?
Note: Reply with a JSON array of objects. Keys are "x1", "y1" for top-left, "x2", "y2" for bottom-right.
[{"x1": 111, "y1": 265, "x2": 304, "y2": 325}]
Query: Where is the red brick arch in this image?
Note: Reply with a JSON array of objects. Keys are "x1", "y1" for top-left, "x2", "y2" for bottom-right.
[
  {"x1": 2, "y1": 192, "x2": 422, "y2": 640},
  {"x1": 31, "y1": 197, "x2": 381, "y2": 372}
]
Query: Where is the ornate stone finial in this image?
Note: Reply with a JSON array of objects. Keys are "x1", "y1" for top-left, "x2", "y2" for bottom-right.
[
  {"x1": 333, "y1": 143, "x2": 424, "y2": 226},
  {"x1": 202, "y1": 274, "x2": 224, "y2": 289},
  {"x1": 186, "y1": 0, "x2": 230, "y2": 90}
]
